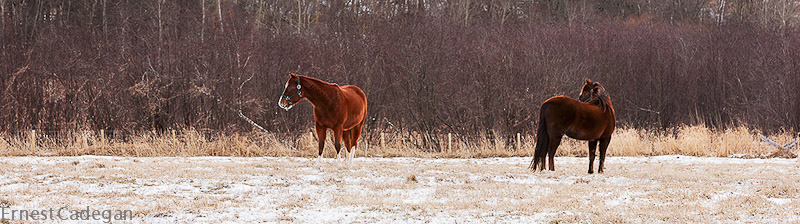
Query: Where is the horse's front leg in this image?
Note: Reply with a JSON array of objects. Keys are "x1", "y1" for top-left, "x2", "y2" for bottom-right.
[
  {"x1": 315, "y1": 124, "x2": 327, "y2": 162},
  {"x1": 588, "y1": 140, "x2": 598, "y2": 174},
  {"x1": 598, "y1": 138, "x2": 611, "y2": 173}
]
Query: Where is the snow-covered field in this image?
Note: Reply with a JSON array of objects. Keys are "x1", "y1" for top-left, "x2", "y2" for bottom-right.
[{"x1": 0, "y1": 156, "x2": 799, "y2": 223}]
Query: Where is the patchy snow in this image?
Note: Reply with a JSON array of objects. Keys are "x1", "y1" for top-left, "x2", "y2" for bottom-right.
[
  {"x1": 0, "y1": 156, "x2": 797, "y2": 223},
  {"x1": 768, "y1": 198, "x2": 792, "y2": 206}
]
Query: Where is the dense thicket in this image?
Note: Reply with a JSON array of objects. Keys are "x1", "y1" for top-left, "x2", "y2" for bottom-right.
[{"x1": 1, "y1": 0, "x2": 798, "y2": 149}]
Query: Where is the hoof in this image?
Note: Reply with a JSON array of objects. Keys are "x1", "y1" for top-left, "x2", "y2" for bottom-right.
[{"x1": 588, "y1": 170, "x2": 594, "y2": 174}]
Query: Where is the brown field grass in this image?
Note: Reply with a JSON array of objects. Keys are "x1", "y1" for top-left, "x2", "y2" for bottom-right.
[{"x1": 0, "y1": 125, "x2": 796, "y2": 158}]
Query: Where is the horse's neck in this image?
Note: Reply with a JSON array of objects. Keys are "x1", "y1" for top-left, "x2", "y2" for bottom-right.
[
  {"x1": 300, "y1": 77, "x2": 339, "y2": 109},
  {"x1": 589, "y1": 94, "x2": 613, "y2": 114}
]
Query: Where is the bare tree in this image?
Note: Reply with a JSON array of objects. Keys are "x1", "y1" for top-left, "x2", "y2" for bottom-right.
[{"x1": 0, "y1": 0, "x2": 797, "y2": 142}]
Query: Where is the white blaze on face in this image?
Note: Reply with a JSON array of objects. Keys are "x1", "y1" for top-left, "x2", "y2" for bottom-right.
[{"x1": 278, "y1": 80, "x2": 293, "y2": 111}]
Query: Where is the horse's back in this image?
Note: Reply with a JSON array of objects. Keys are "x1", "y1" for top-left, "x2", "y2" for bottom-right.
[
  {"x1": 541, "y1": 96, "x2": 581, "y2": 119},
  {"x1": 341, "y1": 85, "x2": 366, "y2": 101},
  {"x1": 543, "y1": 96, "x2": 579, "y2": 108},
  {"x1": 341, "y1": 85, "x2": 367, "y2": 107},
  {"x1": 540, "y1": 96, "x2": 579, "y2": 130},
  {"x1": 543, "y1": 96, "x2": 605, "y2": 118}
]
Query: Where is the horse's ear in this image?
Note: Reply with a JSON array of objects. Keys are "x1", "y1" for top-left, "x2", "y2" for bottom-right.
[
  {"x1": 290, "y1": 73, "x2": 297, "y2": 78},
  {"x1": 585, "y1": 78, "x2": 592, "y2": 85}
]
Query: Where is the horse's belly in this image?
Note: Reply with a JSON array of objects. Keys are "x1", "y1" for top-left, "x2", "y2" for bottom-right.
[
  {"x1": 565, "y1": 129, "x2": 603, "y2": 141},
  {"x1": 343, "y1": 113, "x2": 365, "y2": 130}
]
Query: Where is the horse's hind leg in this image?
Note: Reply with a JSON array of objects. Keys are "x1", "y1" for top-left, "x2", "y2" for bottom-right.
[
  {"x1": 588, "y1": 140, "x2": 598, "y2": 174},
  {"x1": 539, "y1": 156, "x2": 547, "y2": 171},
  {"x1": 342, "y1": 130, "x2": 353, "y2": 161},
  {"x1": 547, "y1": 136, "x2": 562, "y2": 171},
  {"x1": 348, "y1": 134, "x2": 356, "y2": 160},
  {"x1": 350, "y1": 124, "x2": 363, "y2": 160},
  {"x1": 598, "y1": 138, "x2": 611, "y2": 173},
  {"x1": 547, "y1": 150, "x2": 556, "y2": 171},
  {"x1": 333, "y1": 126, "x2": 344, "y2": 160}
]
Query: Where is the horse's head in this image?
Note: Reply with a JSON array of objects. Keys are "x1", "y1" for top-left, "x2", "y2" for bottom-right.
[
  {"x1": 579, "y1": 78, "x2": 599, "y2": 102},
  {"x1": 579, "y1": 78, "x2": 611, "y2": 111},
  {"x1": 278, "y1": 73, "x2": 303, "y2": 111}
]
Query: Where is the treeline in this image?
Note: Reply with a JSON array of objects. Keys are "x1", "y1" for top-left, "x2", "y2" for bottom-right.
[{"x1": 1, "y1": 0, "x2": 798, "y2": 149}]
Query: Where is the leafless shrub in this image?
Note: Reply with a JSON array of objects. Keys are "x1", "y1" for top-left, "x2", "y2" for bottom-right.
[{"x1": 0, "y1": 0, "x2": 796, "y2": 151}]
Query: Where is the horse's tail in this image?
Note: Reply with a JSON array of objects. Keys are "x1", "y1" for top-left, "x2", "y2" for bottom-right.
[{"x1": 530, "y1": 103, "x2": 549, "y2": 171}]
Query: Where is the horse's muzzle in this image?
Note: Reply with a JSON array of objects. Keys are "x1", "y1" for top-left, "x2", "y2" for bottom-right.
[{"x1": 278, "y1": 100, "x2": 294, "y2": 111}]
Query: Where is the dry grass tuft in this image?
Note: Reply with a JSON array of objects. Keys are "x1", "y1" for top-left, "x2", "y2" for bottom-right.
[
  {"x1": 407, "y1": 174, "x2": 418, "y2": 183},
  {"x1": 0, "y1": 198, "x2": 13, "y2": 207},
  {"x1": 0, "y1": 125, "x2": 795, "y2": 158}
]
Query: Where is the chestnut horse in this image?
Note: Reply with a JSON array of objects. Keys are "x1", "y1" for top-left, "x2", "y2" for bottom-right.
[
  {"x1": 278, "y1": 73, "x2": 367, "y2": 161},
  {"x1": 530, "y1": 78, "x2": 616, "y2": 173}
]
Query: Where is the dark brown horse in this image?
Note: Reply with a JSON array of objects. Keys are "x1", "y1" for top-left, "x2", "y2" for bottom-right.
[
  {"x1": 278, "y1": 73, "x2": 367, "y2": 161},
  {"x1": 530, "y1": 78, "x2": 616, "y2": 173}
]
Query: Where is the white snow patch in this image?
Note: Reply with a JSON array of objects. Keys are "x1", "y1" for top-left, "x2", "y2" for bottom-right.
[{"x1": 0, "y1": 155, "x2": 798, "y2": 223}]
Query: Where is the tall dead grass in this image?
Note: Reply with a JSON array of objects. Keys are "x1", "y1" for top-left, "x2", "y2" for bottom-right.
[
  {"x1": 555, "y1": 126, "x2": 796, "y2": 158},
  {"x1": 0, "y1": 126, "x2": 795, "y2": 158}
]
